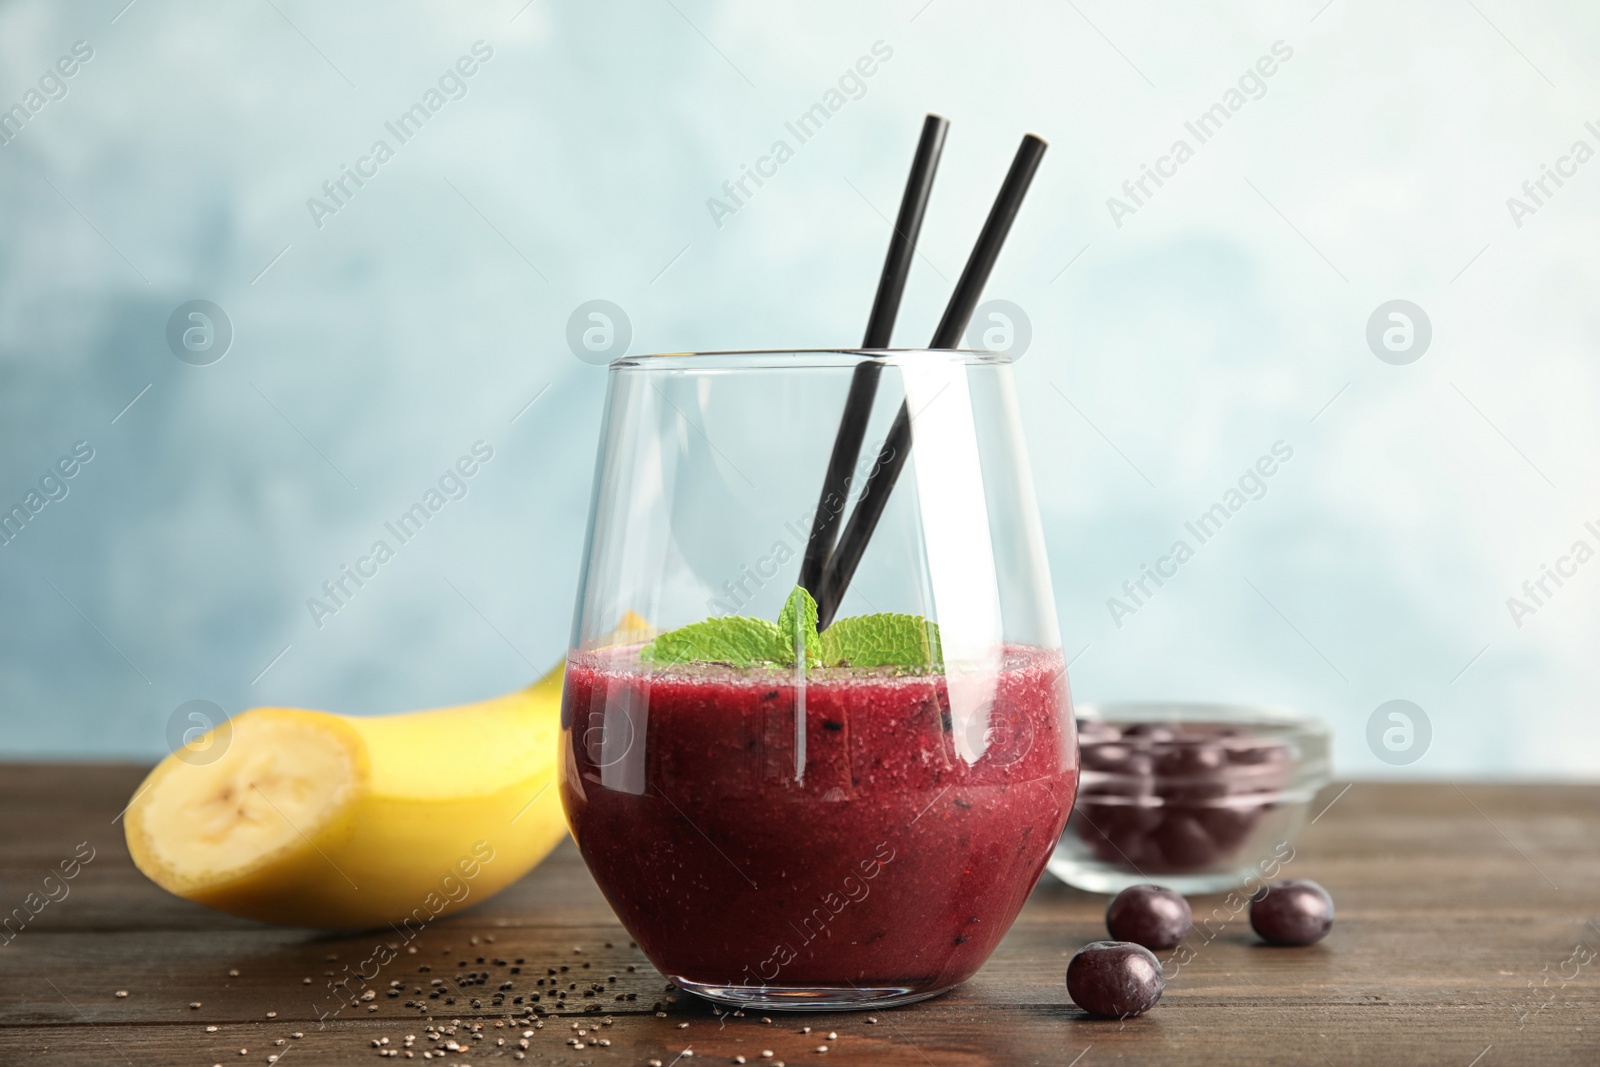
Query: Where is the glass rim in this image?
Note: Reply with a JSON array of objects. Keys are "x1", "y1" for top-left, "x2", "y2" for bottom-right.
[
  {"x1": 1076, "y1": 700, "x2": 1332, "y2": 792},
  {"x1": 1076, "y1": 700, "x2": 1329, "y2": 733},
  {"x1": 607, "y1": 348, "x2": 1017, "y2": 370}
]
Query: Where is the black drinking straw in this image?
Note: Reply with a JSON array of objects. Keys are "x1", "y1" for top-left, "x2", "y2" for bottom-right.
[
  {"x1": 816, "y1": 133, "x2": 1048, "y2": 628},
  {"x1": 797, "y1": 114, "x2": 950, "y2": 601}
]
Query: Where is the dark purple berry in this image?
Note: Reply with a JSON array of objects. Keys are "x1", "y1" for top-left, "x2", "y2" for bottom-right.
[
  {"x1": 1153, "y1": 773, "x2": 1229, "y2": 803},
  {"x1": 1106, "y1": 885, "x2": 1191, "y2": 950},
  {"x1": 1120, "y1": 752, "x2": 1155, "y2": 780},
  {"x1": 1196, "y1": 805, "x2": 1257, "y2": 850},
  {"x1": 1154, "y1": 741, "x2": 1226, "y2": 776},
  {"x1": 1066, "y1": 941, "x2": 1164, "y2": 1018},
  {"x1": 1152, "y1": 813, "x2": 1216, "y2": 867},
  {"x1": 1249, "y1": 880, "x2": 1334, "y2": 946}
]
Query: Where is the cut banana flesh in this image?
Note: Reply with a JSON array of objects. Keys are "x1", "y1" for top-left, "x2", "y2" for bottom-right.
[{"x1": 128, "y1": 709, "x2": 365, "y2": 897}]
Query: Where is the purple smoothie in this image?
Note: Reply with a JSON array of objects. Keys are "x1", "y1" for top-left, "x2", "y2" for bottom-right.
[{"x1": 560, "y1": 645, "x2": 1077, "y2": 1003}]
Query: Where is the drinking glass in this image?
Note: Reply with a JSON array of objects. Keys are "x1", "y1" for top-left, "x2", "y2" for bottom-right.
[{"x1": 559, "y1": 349, "x2": 1078, "y2": 1010}]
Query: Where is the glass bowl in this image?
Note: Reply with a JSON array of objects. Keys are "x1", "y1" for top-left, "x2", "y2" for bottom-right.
[{"x1": 1047, "y1": 702, "x2": 1330, "y2": 895}]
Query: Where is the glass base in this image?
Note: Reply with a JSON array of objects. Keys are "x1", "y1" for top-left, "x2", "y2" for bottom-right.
[{"x1": 671, "y1": 976, "x2": 953, "y2": 1012}]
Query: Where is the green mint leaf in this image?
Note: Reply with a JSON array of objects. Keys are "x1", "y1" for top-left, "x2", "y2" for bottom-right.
[
  {"x1": 639, "y1": 616, "x2": 787, "y2": 667},
  {"x1": 638, "y1": 588, "x2": 938, "y2": 672},
  {"x1": 819, "y1": 613, "x2": 943, "y2": 669},
  {"x1": 776, "y1": 586, "x2": 822, "y2": 667}
]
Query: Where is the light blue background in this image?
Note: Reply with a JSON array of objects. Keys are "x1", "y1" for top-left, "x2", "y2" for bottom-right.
[{"x1": 2, "y1": 0, "x2": 1596, "y2": 778}]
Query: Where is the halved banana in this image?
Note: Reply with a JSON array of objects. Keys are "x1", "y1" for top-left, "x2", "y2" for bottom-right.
[{"x1": 124, "y1": 667, "x2": 568, "y2": 929}]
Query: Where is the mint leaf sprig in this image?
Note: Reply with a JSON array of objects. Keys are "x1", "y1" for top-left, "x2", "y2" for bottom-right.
[{"x1": 639, "y1": 586, "x2": 942, "y2": 671}]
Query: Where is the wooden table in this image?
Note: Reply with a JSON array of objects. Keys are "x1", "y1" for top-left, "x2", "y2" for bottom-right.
[{"x1": 2, "y1": 766, "x2": 1596, "y2": 1066}]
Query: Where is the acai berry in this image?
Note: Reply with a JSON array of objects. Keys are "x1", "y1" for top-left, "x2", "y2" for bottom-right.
[
  {"x1": 1066, "y1": 941, "x2": 1164, "y2": 1018},
  {"x1": 1106, "y1": 884, "x2": 1192, "y2": 950},
  {"x1": 1249, "y1": 879, "x2": 1334, "y2": 946}
]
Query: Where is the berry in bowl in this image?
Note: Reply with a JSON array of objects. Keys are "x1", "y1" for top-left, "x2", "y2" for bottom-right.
[{"x1": 1047, "y1": 702, "x2": 1330, "y2": 894}]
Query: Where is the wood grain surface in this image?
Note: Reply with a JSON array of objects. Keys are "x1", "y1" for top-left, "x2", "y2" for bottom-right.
[{"x1": 1, "y1": 765, "x2": 1596, "y2": 1066}]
